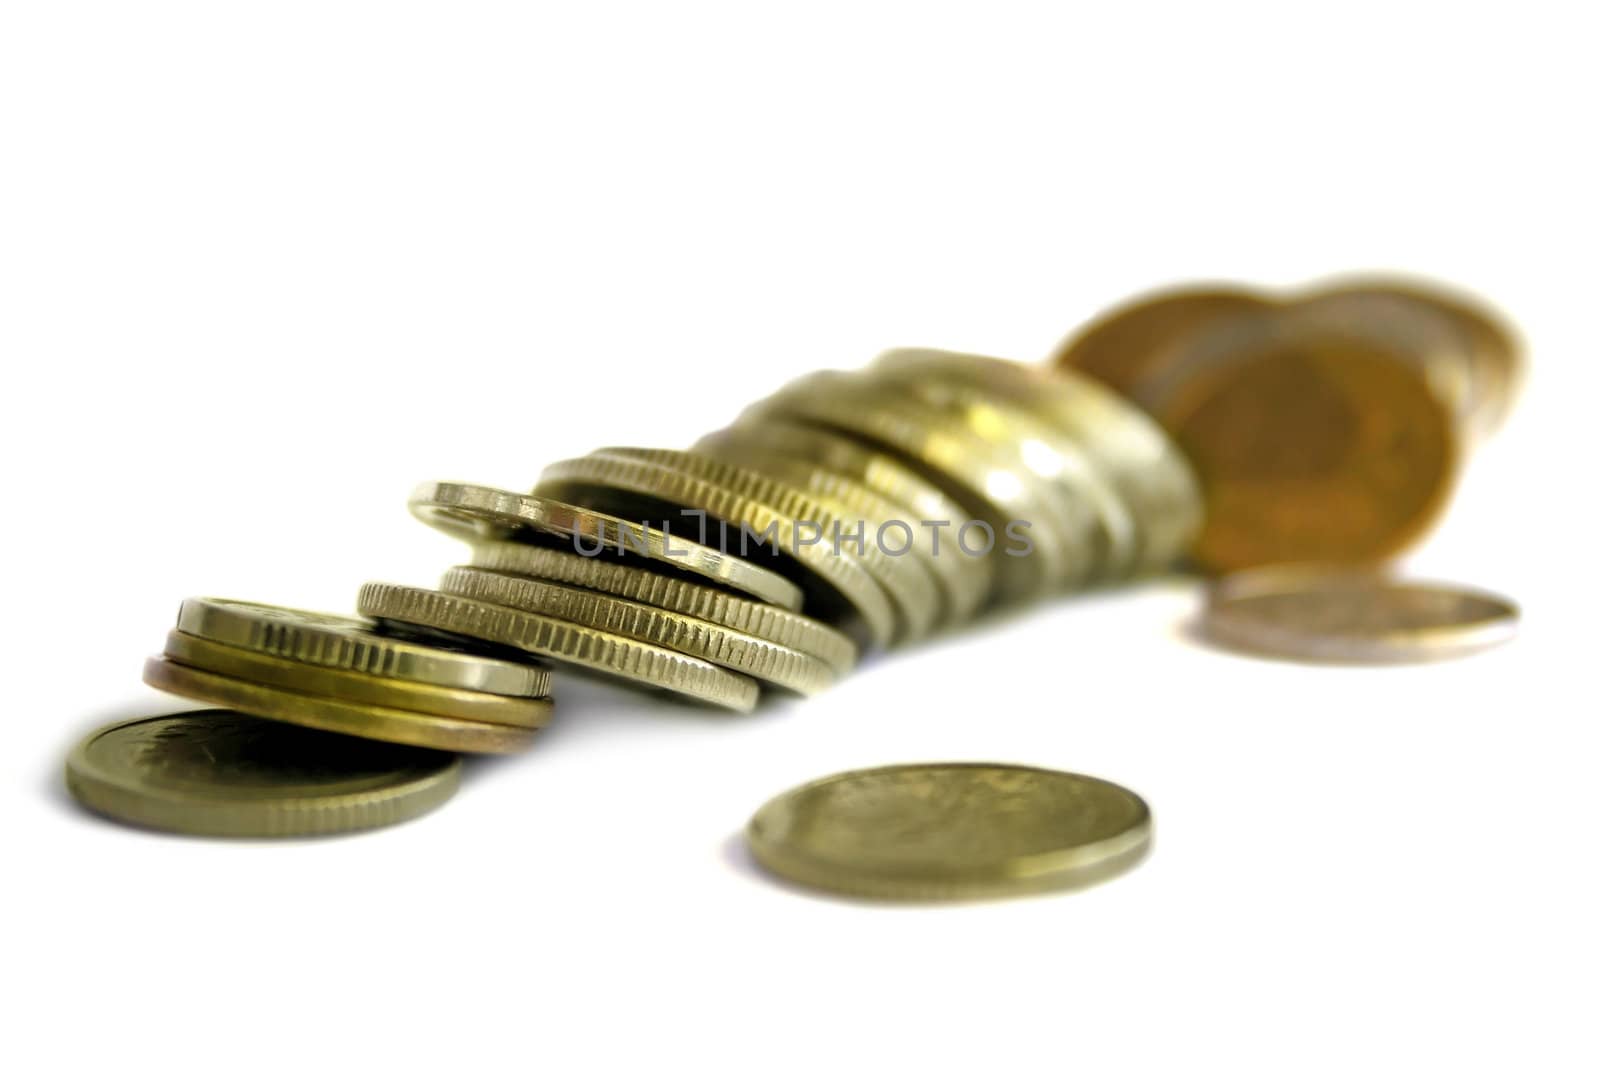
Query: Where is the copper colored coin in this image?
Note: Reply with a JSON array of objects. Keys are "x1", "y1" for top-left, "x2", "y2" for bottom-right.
[
  {"x1": 1140, "y1": 329, "x2": 1459, "y2": 572},
  {"x1": 1052, "y1": 284, "x2": 1277, "y2": 393}
]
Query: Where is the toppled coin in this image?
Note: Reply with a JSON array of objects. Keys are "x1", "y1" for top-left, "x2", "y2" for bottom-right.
[
  {"x1": 1200, "y1": 566, "x2": 1519, "y2": 662},
  {"x1": 66, "y1": 709, "x2": 461, "y2": 837},
  {"x1": 746, "y1": 763, "x2": 1151, "y2": 900}
]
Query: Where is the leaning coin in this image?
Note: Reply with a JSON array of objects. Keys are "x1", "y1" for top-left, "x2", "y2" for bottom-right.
[
  {"x1": 163, "y1": 630, "x2": 554, "y2": 729},
  {"x1": 747, "y1": 763, "x2": 1151, "y2": 901},
  {"x1": 409, "y1": 481, "x2": 804, "y2": 610},
  {"x1": 595, "y1": 447, "x2": 941, "y2": 642},
  {"x1": 143, "y1": 658, "x2": 539, "y2": 754},
  {"x1": 1138, "y1": 325, "x2": 1460, "y2": 572},
  {"x1": 65, "y1": 709, "x2": 461, "y2": 837},
  {"x1": 175, "y1": 597, "x2": 550, "y2": 697},
  {"x1": 1200, "y1": 566, "x2": 1519, "y2": 662},
  {"x1": 439, "y1": 568, "x2": 836, "y2": 696},
  {"x1": 466, "y1": 543, "x2": 858, "y2": 674},
  {"x1": 691, "y1": 427, "x2": 991, "y2": 625},
  {"x1": 1305, "y1": 276, "x2": 1522, "y2": 438},
  {"x1": 536, "y1": 453, "x2": 896, "y2": 650},
  {"x1": 357, "y1": 583, "x2": 761, "y2": 712},
  {"x1": 1052, "y1": 283, "x2": 1277, "y2": 392}
]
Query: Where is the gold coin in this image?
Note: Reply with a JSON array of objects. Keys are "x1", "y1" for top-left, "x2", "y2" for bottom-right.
[
  {"x1": 536, "y1": 453, "x2": 896, "y2": 649},
  {"x1": 596, "y1": 447, "x2": 942, "y2": 640},
  {"x1": 861, "y1": 366, "x2": 1130, "y2": 585},
  {"x1": 1201, "y1": 566, "x2": 1519, "y2": 662},
  {"x1": 175, "y1": 597, "x2": 550, "y2": 698},
  {"x1": 1053, "y1": 283, "x2": 1277, "y2": 393},
  {"x1": 356, "y1": 582, "x2": 761, "y2": 712},
  {"x1": 409, "y1": 481, "x2": 803, "y2": 611},
  {"x1": 747, "y1": 763, "x2": 1151, "y2": 900},
  {"x1": 1305, "y1": 276, "x2": 1522, "y2": 437},
  {"x1": 749, "y1": 373, "x2": 1070, "y2": 604},
  {"x1": 66, "y1": 710, "x2": 461, "y2": 837},
  {"x1": 439, "y1": 567, "x2": 836, "y2": 696},
  {"x1": 468, "y1": 541, "x2": 859, "y2": 673},
  {"x1": 143, "y1": 658, "x2": 538, "y2": 754},
  {"x1": 163, "y1": 630, "x2": 554, "y2": 729},
  {"x1": 1139, "y1": 326, "x2": 1460, "y2": 572},
  {"x1": 873, "y1": 349, "x2": 1204, "y2": 575},
  {"x1": 694, "y1": 419, "x2": 991, "y2": 624}
]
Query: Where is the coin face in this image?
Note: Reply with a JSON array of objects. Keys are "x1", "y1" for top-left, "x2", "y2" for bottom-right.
[
  {"x1": 1201, "y1": 567, "x2": 1519, "y2": 662},
  {"x1": 1145, "y1": 333, "x2": 1460, "y2": 571},
  {"x1": 1310, "y1": 276, "x2": 1521, "y2": 436},
  {"x1": 1053, "y1": 284, "x2": 1276, "y2": 393},
  {"x1": 746, "y1": 763, "x2": 1151, "y2": 900},
  {"x1": 65, "y1": 710, "x2": 460, "y2": 837}
]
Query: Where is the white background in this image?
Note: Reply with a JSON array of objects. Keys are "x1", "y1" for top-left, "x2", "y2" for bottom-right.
[{"x1": 3, "y1": 2, "x2": 1595, "y2": 1062}]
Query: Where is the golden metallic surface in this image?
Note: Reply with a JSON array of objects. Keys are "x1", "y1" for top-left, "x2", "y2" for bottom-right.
[
  {"x1": 863, "y1": 368, "x2": 1129, "y2": 585},
  {"x1": 143, "y1": 658, "x2": 539, "y2": 754},
  {"x1": 1201, "y1": 566, "x2": 1519, "y2": 662},
  {"x1": 439, "y1": 567, "x2": 836, "y2": 696},
  {"x1": 409, "y1": 481, "x2": 803, "y2": 611},
  {"x1": 596, "y1": 447, "x2": 941, "y2": 641},
  {"x1": 357, "y1": 582, "x2": 761, "y2": 712},
  {"x1": 871, "y1": 349, "x2": 1204, "y2": 575},
  {"x1": 695, "y1": 419, "x2": 991, "y2": 624},
  {"x1": 1138, "y1": 328, "x2": 1460, "y2": 572},
  {"x1": 747, "y1": 763, "x2": 1151, "y2": 901},
  {"x1": 468, "y1": 542, "x2": 859, "y2": 674},
  {"x1": 175, "y1": 597, "x2": 550, "y2": 698},
  {"x1": 162, "y1": 630, "x2": 554, "y2": 729},
  {"x1": 1053, "y1": 284, "x2": 1277, "y2": 393},
  {"x1": 750, "y1": 374, "x2": 1071, "y2": 603},
  {"x1": 1305, "y1": 277, "x2": 1522, "y2": 437},
  {"x1": 536, "y1": 453, "x2": 897, "y2": 650},
  {"x1": 66, "y1": 710, "x2": 461, "y2": 838}
]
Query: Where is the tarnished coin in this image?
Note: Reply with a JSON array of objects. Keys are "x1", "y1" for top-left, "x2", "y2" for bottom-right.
[
  {"x1": 468, "y1": 541, "x2": 858, "y2": 673},
  {"x1": 536, "y1": 452, "x2": 896, "y2": 649},
  {"x1": 1139, "y1": 327, "x2": 1460, "y2": 572},
  {"x1": 176, "y1": 597, "x2": 551, "y2": 698},
  {"x1": 747, "y1": 763, "x2": 1151, "y2": 901},
  {"x1": 66, "y1": 710, "x2": 461, "y2": 837},
  {"x1": 439, "y1": 567, "x2": 837, "y2": 696},
  {"x1": 1201, "y1": 567, "x2": 1519, "y2": 662},
  {"x1": 409, "y1": 481, "x2": 804, "y2": 611},
  {"x1": 357, "y1": 582, "x2": 761, "y2": 712},
  {"x1": 143, "y1": 658, "x2": 539, "y2": 754},
  {"x1": 162, "y1": 630, "x2": 554, "y2": 729},
  {"x1": 1053, "y1": 284, "x2": 1276, "y2": 393}
]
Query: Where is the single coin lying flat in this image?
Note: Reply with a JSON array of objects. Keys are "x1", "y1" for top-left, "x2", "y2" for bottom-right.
[
  {"x1": 66, "y1": 709, "x2": 461, "y2": 837},
  {"x1": 746, "y1": 763, "x2": 1151, "y2": 901},
  {"x1": 1200, "y1": 567, "x2": 1519, "y2": 663}
]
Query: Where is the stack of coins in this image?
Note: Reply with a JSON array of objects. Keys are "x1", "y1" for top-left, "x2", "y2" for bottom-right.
[
  {"x1": 1054, "y1": 276, "x2": 1520, "y2": 572},
  {"x1": 67, "y1": 275, "x2": 1521, "y2": 838},
  {"x1": 142, "y1": 599, "x2": 554, "y2": 753}
]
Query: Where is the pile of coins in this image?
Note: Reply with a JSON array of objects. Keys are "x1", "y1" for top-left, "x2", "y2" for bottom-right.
[
  {"x1": 65, "y1": 274, "x2": 1522, "y2": 900},
  {"x1": 1055, "y1": 276, "x2": 1520, "y2": 571}
]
